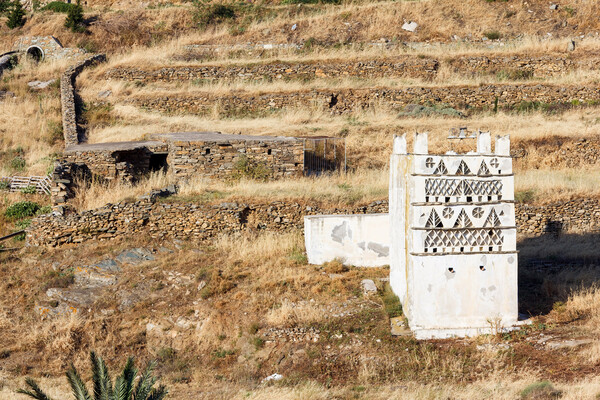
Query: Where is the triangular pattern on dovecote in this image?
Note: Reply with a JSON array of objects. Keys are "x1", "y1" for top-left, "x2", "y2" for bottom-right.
[
  {"x1": 433, "y1": 160, "x2": 448, "y2": 175},
  {"x1": 425, "y1": 209, "x2": 444, "y2": 228},
  {"x1": 478, "y1": 160, "x2": 491, "y2": 176},
  {"x1": 455, "y1": 160, "x2": 472, "y2": 175},
  {"x1": 453, "y1": 209, "x2": 473, "y2": 228},
  {"x1": 483, "y1": 209, "x2": 501, "y2": 227}
]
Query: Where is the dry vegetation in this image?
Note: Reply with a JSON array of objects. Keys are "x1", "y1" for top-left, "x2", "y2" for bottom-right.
[
  {"x1": 2, "y1": 0, "x2": 600, "y2": 398},
  {"x1": 1, "y1": 231, "x2": 600, "y2": 398}
]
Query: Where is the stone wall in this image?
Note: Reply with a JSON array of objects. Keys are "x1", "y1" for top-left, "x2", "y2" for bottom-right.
[
  {"x1": 62, "y1": 143, "x2": 168, "y2": 182},
  {"x1": 61, "y1": 54, "x2": 106, "y2": 146},
  {"x1": 105, "y1": 53, "x2": 600, "y2": 84},
  {"x1": 129, "y1": 83, "x2": 600, "y2": 116},
  {"x1": 14, "y1": 36, "x2": 86, "y2": 60},
  {"x1": 105, "y1": 57, "x2": 439, "y2": 82},
  {"x1": 27, "y1": 200, "x2": 388, "y2": 247},
  {"x1": 27, "y1": 198, "x2": 600, "y2": 247},
  {"x1": 167, "y1": 138, "x2": 304, "y2": 179}
]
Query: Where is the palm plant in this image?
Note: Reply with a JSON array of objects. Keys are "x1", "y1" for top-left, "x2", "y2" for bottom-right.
[{"x1": 17, "y1": 351, "x2": 168, "y2": 400}]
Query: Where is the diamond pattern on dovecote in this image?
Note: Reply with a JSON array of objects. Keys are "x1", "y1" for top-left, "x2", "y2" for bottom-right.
[
  {"x1": 425, "y1": 179, "x2": 503, "y2": 197},
  {"x1": 424, "y1": 228, "x2": 504, "y2": 251}
]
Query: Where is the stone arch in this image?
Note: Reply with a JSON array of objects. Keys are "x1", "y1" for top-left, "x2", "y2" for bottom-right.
[{"x1": 25, "y1": 46, "x2": 44, "y2": 62}]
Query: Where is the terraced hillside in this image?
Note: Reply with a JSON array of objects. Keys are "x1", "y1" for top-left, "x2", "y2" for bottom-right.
[{"x1": 2, "y1": 0, "x2": 600, "y2": 398}]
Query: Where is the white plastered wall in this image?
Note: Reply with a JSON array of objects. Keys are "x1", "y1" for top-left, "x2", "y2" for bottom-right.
[{"x1": 304, "y1": 214, "x2": 390, "y2": 267}]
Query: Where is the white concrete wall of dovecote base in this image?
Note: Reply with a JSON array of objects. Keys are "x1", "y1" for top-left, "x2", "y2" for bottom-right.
[{"x1": 304, "y1": 214, "x2": 390, "y2": 267}]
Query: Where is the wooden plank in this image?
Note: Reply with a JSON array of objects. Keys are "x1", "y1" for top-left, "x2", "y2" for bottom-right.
[{"x1": 0, "y1": 230, "x2": 25, "y2": 242}]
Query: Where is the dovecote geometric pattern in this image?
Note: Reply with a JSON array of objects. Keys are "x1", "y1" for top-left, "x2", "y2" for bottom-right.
[{"x1": 425, "y1": 179, "x2": 502, "y2": 197}]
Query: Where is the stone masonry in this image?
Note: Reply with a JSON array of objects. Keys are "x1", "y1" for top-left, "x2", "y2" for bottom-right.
[
  {"x1": 128, "y1": 83, "x2": 600, "y2": 117},
  {"x1": 61, "y1": 54, "x2": 107, "y2": 146},
  {"x1": 27, "y1": 197, "x2": 600, "y2": 247},
  {"x1": 155, "y1": 132, "x2": 304, "y2": 179}
]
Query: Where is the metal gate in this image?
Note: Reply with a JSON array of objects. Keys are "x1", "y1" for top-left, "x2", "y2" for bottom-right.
[{"x1": 302, "y1": 137, "x2": 346, "y2": 175}]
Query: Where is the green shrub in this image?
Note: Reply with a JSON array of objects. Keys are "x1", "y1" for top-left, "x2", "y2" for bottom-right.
[
  {"x1": 0, "y1": 0, "x2": 10, "y2": 13},
  {"x1": 9, "y1": 156, "x2": 25, "y2": 171},
  {"x1": 382, "y1": 284, "x2": 403, "y2": 318},
  {"x1": 515, "y1": 190, "x2": 536, "y2": 203},
  {"x1": 64, "y1": 0, "x2": 85, "y2": 32},
  {"x1": 484, "y1": 30, "x2": 501, "y2": 40},
  {"x1": 5, "y1": 201, "x2": 40, "y2": 219},
  {"x1": 42, "y1": 1, "x2": 78, "y2": 12},
  {"x1": 6, "y1": 0, "x2": 25, "y2": 29},
  {"x1": 46, "y1": 120, "x2": 64, "y2": 145},
  {"x1": 194, "y1": 0, "x2": 235, "y2": 28},
  {"x1": 496, "y1": 68, "x2": 534, "y2": 81},
  {"x1": 20, "y1": 185, "x2": 37, "y2": 194},
  {"x1": 520, "y1": 381, "x2": 561, "y2": 399},
  {"x1": 230, "y1": 155, "x2": 270, "y2": 181},
  {"x1": 0, "y1": 180, "x2": 9, "y2": 190}
]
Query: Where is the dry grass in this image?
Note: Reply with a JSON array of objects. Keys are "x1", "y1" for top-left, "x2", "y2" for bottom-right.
[
  {"x1": 0, "y1": 57, "x2": 67, "y2": 176},
  {"x1": 71, "y1": 168, "x2": 389, "y2": 210}
]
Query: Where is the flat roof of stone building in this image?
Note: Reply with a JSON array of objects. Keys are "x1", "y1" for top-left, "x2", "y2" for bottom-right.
[
  {"x1": 65, "y1": 140, "x2": 166, "y2": 153},
  {"x1": 151, "y1": 131, "x2": 299, "y2": 142}
]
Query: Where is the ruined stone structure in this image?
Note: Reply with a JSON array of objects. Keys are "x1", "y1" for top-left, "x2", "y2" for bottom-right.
[
  {"x1": 14, "y1": 36, "x2": 86, "y2": 61},
  {"x1": 389, "y1": 132, "x2": 518, "y2": 339},
  {"x1": 154, "y1": 132, "x2": 304, "y2": 179}
]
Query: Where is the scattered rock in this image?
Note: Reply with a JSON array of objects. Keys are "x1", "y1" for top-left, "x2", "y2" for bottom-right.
[
  {"x1": 28, "y1": 79, "x2": 56, "y2": 90},
  {"x1": 567, "y1": 39, "x2": 576, "y2": 51},
  {"x1": 361, "y1": 279, "x2": 377, "y2": 294},
  {"x1": 549, "y1": 4, "x2": 558, "y2": 10},
  {"x1": 545, "y1": 339, "x2": 593, "y2": 350},
  {"x1": 97, "y1": 89, "x2": 112, "y2": 98},
  {"x1": 476, "y1": 343, "x2": 511, "y2": 351},
  {"x1": 291, "y1": 24, "x2": 297, "y2": 31},
  {"x1": 0, "y1": 91, "x2": 15, "y2": 100},
  {"x1": 402, "y1": 21, "x2": 418, "y2": 32},
  {"x1": 262, "y1": 373, "x2": 283, "y2": 382},
  {"x1": 390, "y1": 316, "x2": 411, "y2": 336}
]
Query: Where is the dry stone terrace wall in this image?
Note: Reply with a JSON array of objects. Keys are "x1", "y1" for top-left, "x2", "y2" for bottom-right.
[
  {"x1": 128, "y1": 84, "x2": 600, "y2": 116},
  {"x1": 27, "y1": 200, "x2": 388, "y2": 247},
  {"x1": 105, "y1": 53, "x2": 600, "y2": 84},
  {"x1": 61, "y1": 54, "x2": 106, "y2": 145},
  {"x1": 167, "y1": 138, "x2": 304, "y2": 179},
  {"x1": 27, "y1": 198, "x2": 600, "y2": 247},
  {"x1": 105, "y1": 57, "x2": 439, "y2": 81}
]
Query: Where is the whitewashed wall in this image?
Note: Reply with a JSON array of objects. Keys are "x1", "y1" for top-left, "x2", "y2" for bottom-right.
[{"x1": 304, "y1": 214, "x2": 390, "y2": 267}]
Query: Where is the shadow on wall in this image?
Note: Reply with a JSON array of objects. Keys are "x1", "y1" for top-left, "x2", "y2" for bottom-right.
[{"x1": 518, "y1": 231, "x2": 600, "y2": 317}]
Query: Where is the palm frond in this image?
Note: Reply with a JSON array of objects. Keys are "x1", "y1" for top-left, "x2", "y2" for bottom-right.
[
  {"x1": 132, "y1": 361, "x2": 157, "y2": 400},
  {"x1": 66, "y1": 364, "x2": 93, "y2": 400},
  {"x1": 114, "y1": 357, "x2": 137, "y2": 400},
  {"x1": 16, "y1": 377, "x2": 55, "y2": 400},
  {"x1": 90, "y1": 351, "x2": 112, "y2": 400},
  {"x1": 146, "y1": 385, "x2": 168, "y2": 400}
]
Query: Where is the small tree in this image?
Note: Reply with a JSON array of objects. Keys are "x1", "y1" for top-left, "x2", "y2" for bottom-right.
[
  {"x1": 64, "y1": 0, "x2": 84, "y2": 32},
  {"x1": 6, "y1": 0, "x2": 25, "y2": 29}
]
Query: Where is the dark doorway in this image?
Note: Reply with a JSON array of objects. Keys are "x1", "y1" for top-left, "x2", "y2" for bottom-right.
[
  {"x1": 149, "y1": 153, "x2": 168, "y2": 172},
  {"x1": 26, "y1": 46, "x2": 44, "y2": 63}
]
